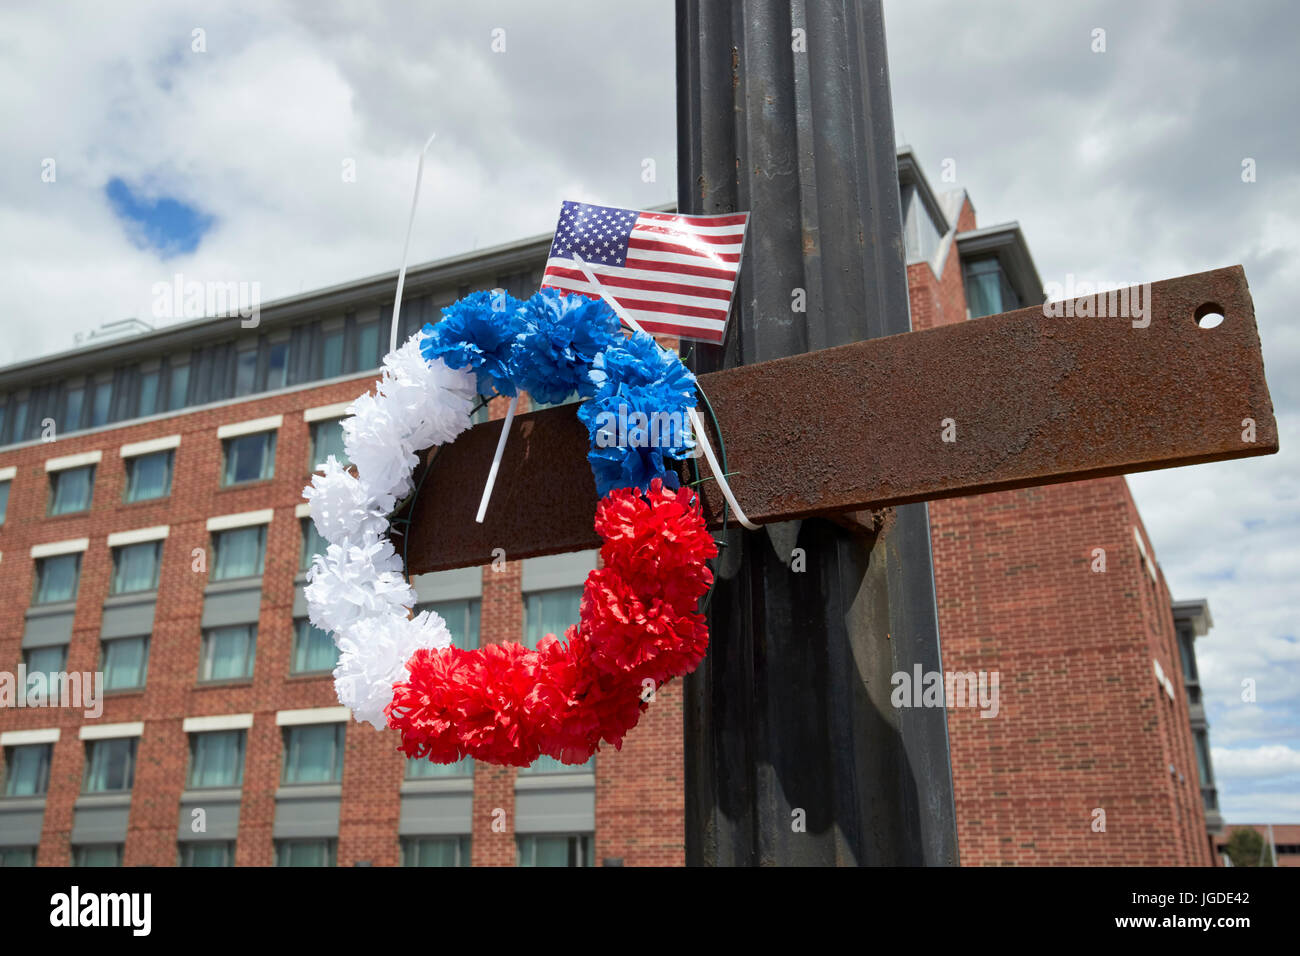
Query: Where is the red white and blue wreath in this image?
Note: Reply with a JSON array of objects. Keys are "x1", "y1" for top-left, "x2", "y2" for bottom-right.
[{"x1": 302, "y1": 288, "x2": 725, "y2": 766}]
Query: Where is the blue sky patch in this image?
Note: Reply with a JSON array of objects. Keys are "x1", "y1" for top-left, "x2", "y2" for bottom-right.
[{"x1": 105, "y1": 176, "x2": 214, "y2": 257}]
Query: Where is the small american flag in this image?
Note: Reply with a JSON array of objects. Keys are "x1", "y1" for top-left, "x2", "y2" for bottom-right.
[{"x1": 540, "y1": 199, "x2": 749, "y2": 345}]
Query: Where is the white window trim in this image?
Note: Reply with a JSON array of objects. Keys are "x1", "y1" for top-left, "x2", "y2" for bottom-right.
[
  {"x1": 207, "y1": 509, "x2": 274, "y2": 532},
  {"x1": 0, "y1": 727, "x2": 61, "y2": 746},
  {"x1": 276, "y1": 706, "x2": 350, "y2": 727},
  {"x1": 183, "y1": 713, "x2": 254, "y2": 733},
  {"x1": 217, "y1": 414, "x2": 283, "y2": 440},
  {"x1": 0, "y1": 465, "x2": 16, "y2": 481},
  {"x1": 120, "y1": 434, "x2": 181, "y2": 457},
  {"x1": 79, "y1": 721, "x2": 144, "y2": 741},
  {"x1": 31, "y1": 537, "x2": 90, "y2": 559},
  {"x1": 107, "y1": 525, "x2": 170, "y2": 548},
  {"x1": 45, "y1": 449, "x2": 103, "y2": 472},
  {"x1": 303, "y1": 402, "x2": 351, "y2": 423},
  {"x1": 294, "y1": 502, "x2": 312, "y2": 518}
]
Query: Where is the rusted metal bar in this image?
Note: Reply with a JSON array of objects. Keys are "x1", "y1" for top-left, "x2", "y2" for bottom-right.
[{"x1": 400, "y1": 265, "x2": 1277, "y2": 573}]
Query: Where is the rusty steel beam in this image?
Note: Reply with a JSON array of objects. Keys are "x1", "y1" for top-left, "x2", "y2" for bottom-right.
[{"x1": 400, "y1": 265, "x2": 1277, "y2": 573}]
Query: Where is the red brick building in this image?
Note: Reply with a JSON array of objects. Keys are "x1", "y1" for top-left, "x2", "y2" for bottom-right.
[{"x1": 0, "y1": 149, "x2": 1223, "y2": 866}]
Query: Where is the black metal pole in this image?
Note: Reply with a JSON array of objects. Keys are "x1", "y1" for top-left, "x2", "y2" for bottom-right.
[{"x1": 678, "y1": 0, "x2": 958, "y2": 865}]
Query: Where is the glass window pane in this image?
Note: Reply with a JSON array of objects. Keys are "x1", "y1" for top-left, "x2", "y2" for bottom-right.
[
  {"x1": 63, "y1": 387, "x2": 84, "y2": 430},
  {"x1": 34, "y1": 554, "x2": 80, "y2": 604},
  {"x1": 102, "y1": 637, "x2": 148, "y2": 691},
  {"x1": 22, "y1": 646, "x2": 66, "y2": 705},
  {"x1": 406, "y1": 755, "x2": 474, "y2": 778},
  {"x1": 200, "y1": 626, "x2": 255, "y2": 681},
  {"x1": 124, "y1": 450, "x2": 173, "y2": 502},
  {"x1": 181, "y1": 841, "x2": 233, "y2": 866},
  {"x1": 49, "y1": 465, "x2": 94, "y2": 515},
  {"x1": 111, "y1": 541, "x2": 161, "y2": 594},
  {"x1": 212, "y1": 526, "x2": 265, "y2": 580},
  {"x1": 234, "y1": 349, "x2": 258, "y2": 396},
  {"x1": 4, "y1": 744, "x2": 51, "y2": 796},
  {"x1": 0, "y1": 480, "x2": 9, "y2": 524},
  {"x1": 138, "y1": 370, "x2": 160, "y2": 417},
  {"x1": 223, "y1": 432, "x2": 275, "y2": 485},
  {"x1": 310, "y1": 419, "x2": 348, "y2": 467},
  {"x1": 292, "y1": 619, "x2": 339, "y2": 674},
  {"x1": 276, "y1": 840, "x2": 334, "y2": 866},
  {"x1": 322, "y1": 329, "x2": 344, "y2": 378},
  {"x1": 283, "y1": 724, "x2": 343, "y2": 784},
  {"x1": 419, "y1": 599, "x2": 480, "y2": 651},
  {"x1": 74, "y1": 845, "x2": 122, "y2": 867},
  {"x1": 357, "y1": 321, "x2": 380, "y2": 370},
  {"x1": 83, "y1": 738, "x2": 135, "y2": 793},
  {"x1": 524, "y1": 588, "x2": 581, "y2": 650},
  {"x1": 300, "y1": 518, "x2": 327, "y2": 571},
  {"x1": 0, "y1": 847, "x2": 36, "y2": 867},
  {"x1": 266, "y1": 342, "x2": 289, "y2": 390},
  {"x1": 90, "y1": 382, "x2": 112, "y2": 427},
  {"x1": 189, "y1": 731, "x2": 245, "y2": 788},
  {"x1": 168, "y1": 364, "x2": 190, "y2": 410},
  {"x1": 403, "y1": 836, "x2": 469, "y2": 867}
]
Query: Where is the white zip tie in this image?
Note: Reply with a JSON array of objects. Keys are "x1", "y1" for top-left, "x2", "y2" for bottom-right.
[
  {"x1": 569, "y1": 252, "x2": 760, "y2": 531},
  {"x1": 476, "y1": 395, "x2": 518, "y2": 524},
  {"x1": 390, "y1": 132, "x2": 437, "y2": 355}
]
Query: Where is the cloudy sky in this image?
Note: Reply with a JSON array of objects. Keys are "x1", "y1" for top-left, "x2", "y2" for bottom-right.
[{"x1": 1, "y1": 1, "x2": 1295, "y2": 825}]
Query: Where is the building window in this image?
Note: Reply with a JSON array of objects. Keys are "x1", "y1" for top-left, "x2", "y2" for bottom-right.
[
  {"x1": 110, "y1": 541, "x2": 162, "y2": 594},
  {"x1": 516, "y1": 834, "x2": 594, "y2": 867},
  {"x1": 523, "y1": 588, "x2": 581, "y2": 650},
  {"x1": 402, "y1": 836, "x2": 470, "y2": 867},
  {"x1": 188, "y1": 730, "x2": 246, "y2": 789},
  {"x1": 123, "y1": 450, "x2": 174, "y2": 502},
  {"x1": 137, "y1": 368, "x2": 161, "y2": 418},
  {"x1": 82, "y1": 738, "x2": 136, "y2": 793},
  {"x1": 291, "y1": 619, "x2": 339, "y2": 675},
  {"x1": 33, "y1": 553, "x2": 81, "y2": 604},
  {"x1": 21, "y1": 646, "x2": 66, "y2": 705},
  {"x1": 964, "y1": 256, "x2": 1021, "y2": 319},
  {"x1": 0, "y1": 479, "x2": 10, "y2": 525},
  {"x1": 90, "y1": 382, "x2": 112, "y2": 428},
  {"x1": 3, "y1": 744, "x2": 52, "y2": 797},
  {"x1": 234, "y1": 347, "x2": 258, "y2": 396},
  {"x1": 63, "y1": 385, "x2": 85, "y2": 430},
  {"x1": 321, "y1": 327, "x2": 345, "y2": 379},
  {"x1": 418, "y1": 599, "x2": 481, "y2": 651},
  {"x1": 406, "y1": 756, "x2": 474, "y2": 779},
  {"x1": 282, "y1": 724, "x2": 345, "y2": 785},
  {"x1": 101, "y1": 636, "x2": 149, "y2": 692},
  {"x1": 355, "y1": 318, "x2": 380, "y2": 371},
  {"x1": 179, "y1": 841, "x2": 234, "y2": 867},
  {"x1": 167, "y1": 363, "x2": 190, "y2": 411},
  {"x1": 901, "y1": 183, "x2": 943, "y2": 264},
  {"x1": 300, "y1": 518, "x2": 327, "y2": 572},
  {"x1": 275, "y1": 839, "x2": 336, "y2": 867},
  {"x1": 211, "y1": 525, "x2": 266, "y2": 580},
  {"x1": 266, "y1": 342, "x2": 289, "y2": 390},
  {"x1": 48, "y1": 464, "x2": 95, "y2": 515},
  {"x1": 309, "y1": 418, "x2": 348, "y2": 468},
  {"x1": 0, "y1": 847, "x2": 36, "y2": 867},
  {"x1": 199, "y1": 625, "x2": 257, "y2": 683},
  {"x1": 221, "y1": 431, "x2": 277, "y2": 486},
  {"x1": 73, "y1": 844, "x2": 123, "y2": 867}
]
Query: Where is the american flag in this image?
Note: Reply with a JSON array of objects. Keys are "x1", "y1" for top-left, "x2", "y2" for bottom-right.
[{"x1": 540, "y1": 200, "x2": 749, "y2": 345}]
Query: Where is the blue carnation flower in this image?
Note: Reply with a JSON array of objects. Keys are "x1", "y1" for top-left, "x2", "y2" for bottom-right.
[
  {"x1": 513, "y1": 290, "x2": 622, "y2": 406},
  {"x1": 577, "y1": 333, "x2": 698, "y2": 496},
  {"x1": 420, "y1": 289, "x2": 524, "y2": 396}
]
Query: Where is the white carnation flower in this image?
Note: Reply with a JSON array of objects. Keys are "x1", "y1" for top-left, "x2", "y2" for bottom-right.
[{"x1": 333, "y1": 610, "x2": 454, "y2": 729}]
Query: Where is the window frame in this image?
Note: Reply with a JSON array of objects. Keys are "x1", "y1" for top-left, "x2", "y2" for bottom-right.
[
  {"x1": 81, "y1": 737, "x2": 137, "y2": 794},
  {"x1": 109, "y1": 540, "x2": 163, "y2": 595},
  {"x1": 210, "y1": 525, "x2": 267, "y2": 581},
  {"x1": 122, "y1": 449, "x2": 174, "y2": 502},
  {"x1": 3, "y1": 743, "x2": 53, "y2": 797},
  {"x1": 401, "y1": 835, "x2": 471, "y2": 867},
  {"x1": 100, "y1": 635, "x2": 150, "y2": 692},
  {"x1": 187, "y1": 730, "x2": 247, "y2": 790},
  {"x1": 220, "y1": 430, "x2": 277, "y2": 487},
  {"x1": 198, "y1": 624, "x2": 257, "y2": 684},
  {"x1": 274, "y1": 838, "x2": 336, "y2": 867},
  {"x1": 178, "y1": 840, "x2": 235, "y2": 867},
  {"x1": 47, "y1": 464, "x2": 96, "y2": 516},
  {"x1": 516, "y1": 833, "x2": 594, "y2": 867},
  {"x1": 32, "y1": 552, "x2": 82, "y2": 605},
  {"x1": 280, "y1": 723, "x2": 346, "y2": 786},
  {"x1": 290, "y1": 617, "x2": 339, "y2": 676}
]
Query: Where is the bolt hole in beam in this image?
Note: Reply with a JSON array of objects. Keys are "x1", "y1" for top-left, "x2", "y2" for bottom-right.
[{"x1": 1195, "y1": 301, "x2": 1226, "y2": 329}]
